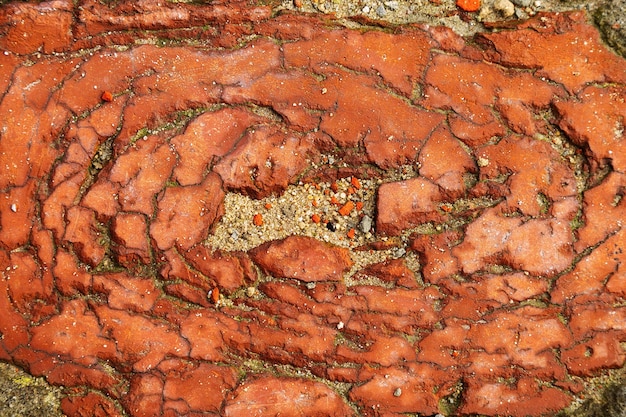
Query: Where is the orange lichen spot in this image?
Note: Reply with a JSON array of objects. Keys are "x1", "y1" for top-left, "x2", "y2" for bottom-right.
[
  {"x1": 330, "y1": 182, "x2": 339, "y2": 192},
  {"x1": 456, "y1": 0, "x2": 480, "y2": 12},
  {"x1": 101, "y1": 91, "x2": 113, "y2": 102},
  {"x1": 347, "y1": 228, "x2": 356, "y2": 239},
  {"x1": 351, "y1": 177, "x2": 361, "y2": 189},
  {"x1": 253, "y1": 213, "x2": 264, "y2": 226},
  {"x1": 209, "y1": 287, "x2": 220, "y2": 304},
  {"x1": 311, "y1": 214, "x2": 321, "y2": 223},
  {"x1": 264, "y1": 203, "x2": 272, "y2": 209},
  {"x1": 356, "y1": 201, "x2": 364, "y2": 211},
  {"x1": 339, "y1": 201, "x2": 355, "y2": 216}
]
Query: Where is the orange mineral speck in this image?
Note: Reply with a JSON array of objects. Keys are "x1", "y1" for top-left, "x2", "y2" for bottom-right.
[
  {"x1": 264, "y1": 203, "x2": 272, "y2": 209},
  {"x1": 101, "y1": 91, "x2": 113, "y2": 102},
  {"x1": 351, "y1": 177, "x2": 361, "y2": 189},
  {"x1": 330, "y1": 196, "x2": 340, "y2": 205},
  {"x1": 440, "y1": 203, "x2": 453, "y2": 213},
  {"x1": 210, "y1": 287, "x2": 220, "y2": 304},
  {"x1": 456, "y1": 0, "x2": 480, "y2": 11},
  {"x1": 347, "y1": 228, "x2": 356, "y2": 239},
  {"x1": 339, "y1": 201, "x2": 355, "y2": 216},
  {"x1": 311, "y1": 214, "x2": 321, "y2": 223},
  {"x1": 331, "y1": 182, "x2": 339, "y2": 192},
  {"x1": 253, "y1": 213, "x2": 263, "y2": 226},
  {"x1": 356, "y1": 201, "x2": 364, "y2": 211}
]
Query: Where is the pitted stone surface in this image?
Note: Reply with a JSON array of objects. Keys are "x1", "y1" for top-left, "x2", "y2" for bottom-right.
[{"x1": 0, "y1": 1, "x2": 625, "y2": 416}]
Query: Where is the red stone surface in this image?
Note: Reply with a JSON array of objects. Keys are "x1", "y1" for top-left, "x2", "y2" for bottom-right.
[{"x1": 0, "y1": 2, "x2": 624, "y2": 416}]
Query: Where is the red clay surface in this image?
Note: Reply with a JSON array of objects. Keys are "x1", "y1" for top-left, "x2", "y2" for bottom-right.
[{"x1": 1, "y1": 1, "x2": 625, "y2": 416}]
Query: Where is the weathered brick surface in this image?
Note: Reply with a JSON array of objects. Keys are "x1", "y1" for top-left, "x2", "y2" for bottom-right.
[{"x1": 0, "y1": 1, "x2": 624, "y2": 416}]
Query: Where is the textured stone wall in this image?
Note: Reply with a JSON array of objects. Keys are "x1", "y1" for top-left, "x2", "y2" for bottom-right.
[{"x1": 0, "y1": 1, "x2": 624, "y2": 416}]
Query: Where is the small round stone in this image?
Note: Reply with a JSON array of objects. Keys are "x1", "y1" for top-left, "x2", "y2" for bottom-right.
[
  {"x1": 359, "y1": 215, "x2": 373, "y2": 233},
  {"x1": 494, "y1": 0, "x2": 515, "y2": 16}
]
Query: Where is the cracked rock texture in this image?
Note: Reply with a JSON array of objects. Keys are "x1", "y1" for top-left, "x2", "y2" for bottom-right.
[{"x1": 0, "y1": 0, "x2": 625, "y2": 416}]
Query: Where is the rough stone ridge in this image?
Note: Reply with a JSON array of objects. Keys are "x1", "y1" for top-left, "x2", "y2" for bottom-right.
[{"x1": 0, "y1": 1, "x2": 625, "y2": 416}]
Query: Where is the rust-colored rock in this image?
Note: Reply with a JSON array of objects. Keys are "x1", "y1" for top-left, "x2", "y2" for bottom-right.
[
  {"x1": 477, "y1": 134, "x2": 577, "y2": 216},
  {"x1": 171, "y1": 107, "x2": 261, "y2": 186},
  {"x1": 214, "y1": 126, "x2": 319, "y2": 198},
  {"x1": 64, "y1": 206, "x2": 106, "y2": 267},
  {"x1": 249, "y1": 235, "x2": 353, "y2": 282},
  {"x1": 318, "y1": 72, "x2": 444, "y2": 168},
  {"x1": 452, "y1": 204, "x2": 576, "y2": 276},
  {"x1": 349, "y1": 364, "x2": 448, "y2": 415},
  {"x1": 555, "y1": 85, "x2": 626, "y2": 172},
  {"x1": 354, "y1": 258, "x2": 420, "y2": 288},
  {"x1": 110, "y1": 133, "x2": 177, "y2": 216},
  {"x1": 0, "y1": 3, "x2": 624, "y2": 417},
  {"x1": 61, "y1": 392, "x2": 122, "y2": 417},
  {"x1": 0, "y1": 0, "x2": 73, "y2": 54},
  {"x1": 224, "y1": 375, "x2": 355, "y2": 416},
  {"x1": 30, "y1": 300, "x2": 117, "y2": 366},
  {"x1": 418, "y1": 126, "x2": 476, "y2": 198},
  {"x1": 376, "y1": 177, "x2": 445, "y2": 236},
  {"x1": 552, "y1": 228, "x2": 626, "y2": 304},
  {"x1": 111, "y1": 212, "x2": 151, "y2": 264},
  {"x1": 94, "y1": 305, "x2": 189, "y2": 372},
  {"x1": 183, "y1": 245, "x2": 255, "y2": 293},
  {"x1": 150, "y1": 173, "x2": 225, "y2": 251},
  {"x1": 422, "y1": 55, "x2": 559, "y2": 137},
  {"x1": 163, "y1": 363, "x2": 238, "y2": 414},
  {"x1": 410, "y1": 230, "x2": 462, "y2": 283},
  {"x1": 573, "y1": 171, "x2": 626, "y2": 252},
  {"x1": 478, "y1": 11, "x2": 626, "y2": 93},
  {"x1": 0, "y1": 180, "x2": 37, "y2": 249},
  {"x1": 93, "y1": 273, "x2": 160, "y2": 312},
  {"x1": 461, "y1": 376, "x2": 572, "y2": 416},
  {"x1": 284, "y1": 28, "x2": 434, "y2": 97},
  {"x1": 562, "y1": 332, "x2": 626, "y2": 377}
]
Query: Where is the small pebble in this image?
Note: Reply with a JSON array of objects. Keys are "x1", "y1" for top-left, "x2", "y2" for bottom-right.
[
  {"x1": 494, "y1": 0, "x2": 515, "y2": 16},
  {"x1": 359, "y1": 215, "x2": 373, "y2": 233},
  {"x1": 510, "y1": 0, "x2": 531, "y2": 5},
  {"x1": 477, "y1": 157, "x2": 489, "y2": 167},
  {"x1": 10, "y1": 203, "x2": 17, "y2": 212},
  {"x1": 393, "y1": 388, "x2": 402, "y2": 397},
  {"x1": 384, "y1": 0, "x2": 398, "y2": 10},
  {"x1": 246, "y1": 287, "x2": 257, "y2": 297},
  {"x1": 306, "y1": 282, "x2": 316, "y2": 289},
  {"x1": 101, "y1": 90, "x2": 113, "y2": 102},
  {"x1": 376, "y1": 5, "x2": 386, "y2": 17}
]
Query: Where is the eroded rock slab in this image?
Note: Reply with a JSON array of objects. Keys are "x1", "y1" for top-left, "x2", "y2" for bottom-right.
[{"x1": 0, "y1": 2, "x2": 625, "y2": 416}]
